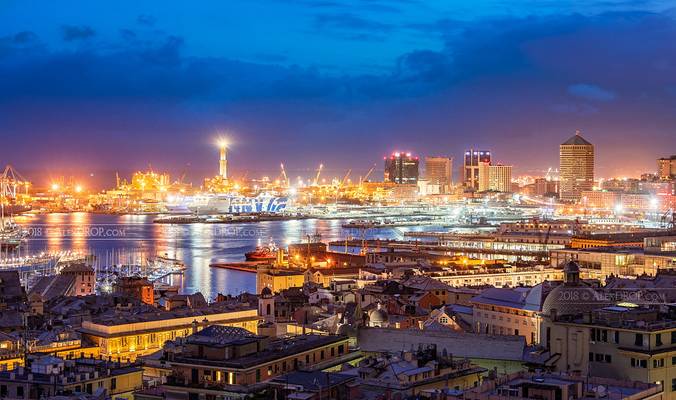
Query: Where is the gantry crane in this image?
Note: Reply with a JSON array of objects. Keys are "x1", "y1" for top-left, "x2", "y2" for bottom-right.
[
  {"x1": 340, "y1": 169, "x2": 351, "y2": 187},
  {"x1": 279, "y1": 163, "x2": 290, "y2": 188},
  {"x1": 313, "y1": 164, "x2": 323, "y2": 186},
  {"x1": 360, "y1": 164, "x2": 376, "y2": 186}
]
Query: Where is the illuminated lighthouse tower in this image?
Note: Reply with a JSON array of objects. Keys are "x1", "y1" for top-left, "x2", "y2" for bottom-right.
[{"x1": 218, "y1": 140, "x2": 228, "y2": 181}]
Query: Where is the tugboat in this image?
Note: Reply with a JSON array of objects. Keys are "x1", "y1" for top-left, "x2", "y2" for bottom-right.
[{"x1": 245, "y1": 240, "x2": 278, "y2": 261}]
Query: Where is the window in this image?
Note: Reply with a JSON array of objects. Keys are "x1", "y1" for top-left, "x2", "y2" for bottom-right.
[
  {"x1": 656, "y1": 333, "x2": 663, "y2": 346},
  {"x1": 111, "y1": 378, "x2": 117, "y2": 390},
  {"x1": 613, "y1": 331, "x2": 620, "y2": 344},
  {"x1": 672, "y1": 356, "x2": 676, "y2": 365},
  {"x1": 331, "y1": 347, "x2": 335, "y2": 357},
  {"x1": 256, "y1": 369, "x2": 261, "y2": 383},
  {"x1": 635, "y1": 333, "x2": 643, "y2": 346},
  {"x1": 320, "y1": 350, "x2": 325, "y2": 360},
  {"x1": 338, "y1": 344, "x2": 344, "y2": 354},
  {"x1": 672, "y1": 331, "x2": 676, "y2": 344},
  {"x1": 653, "y1": 358, "x2": 664, "y2": 368},
  {"x1": 16, "y1": 386, "x2": 23, "y2": 398},
  {"x1": 604, "y1": 355, "x2": 611, "y2": 363},
  {"x1": 672, "y1": 378, "x2": 676, "y2": 391}
]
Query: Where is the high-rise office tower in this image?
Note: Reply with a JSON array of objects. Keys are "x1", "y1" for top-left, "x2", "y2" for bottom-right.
[
  {"x1": 463, "y1": 149, "x2": 491, "y2": 190},
  {"x1": 384, "y1": 152, "x2": 419, "y2": 184},
  {"x1": 489, "y1": 164, "x2": 512, "y2": 193},
  {"x1": 657, "y1": 155, "x2": 676, "y2": 180},
  {"x1": 559, "y1": 130, "x2": 594, "y2": 202},
  {"x1": 425, "y1": 156, "x2": 453, "y2": 193},
  {"x1": 478, "y1": 162, "x2": 512, "y2": 192}
]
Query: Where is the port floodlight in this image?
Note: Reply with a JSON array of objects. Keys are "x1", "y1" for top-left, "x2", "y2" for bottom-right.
[
  {"x1": 51, "y1": 183, "x2": 60, "y2": 191},
  {"x1": 75, "y1": 185, "x2": 83, "y2": 193}
]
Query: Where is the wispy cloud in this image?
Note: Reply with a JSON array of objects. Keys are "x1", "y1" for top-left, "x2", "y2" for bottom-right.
[
  {"x1": 61, "y1": 25, "x2": 96, "y2": 41},
  {"x1": 568, "y1": 83, "x2": 617, "y2": 102}
]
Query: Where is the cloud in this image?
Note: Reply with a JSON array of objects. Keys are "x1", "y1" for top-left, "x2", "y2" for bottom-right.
[
  {"x1": 61, "y1": 25, "x2": 96, "y2": 41},
  {"x1": 567, "y1": 83, "x2": 617, "y2": 101},
  {"x1": 137, "y1": 14, "x2": 156, "y2": 26},
  {"x1": 12, "y1": 31, "x2": 37, "y2": 44},
  {"x1": 2, "y1": 7, "x2": 676, "y2": 174},
  {"x1": 313, "y1": 12, "x2": 393, "y2": 40}
]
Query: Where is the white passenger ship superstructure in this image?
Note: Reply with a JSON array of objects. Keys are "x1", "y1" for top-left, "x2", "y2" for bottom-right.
[{"x1": 166, "y1": 193, "x2": 288, "y2": 215}]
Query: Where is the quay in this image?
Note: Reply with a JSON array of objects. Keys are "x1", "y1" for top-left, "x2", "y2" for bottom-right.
[
  {"x1": 209, "y1": 261, "x2": 270, "y2": 273},
  {"x1": 154, "y1": 213, "x2": 309, "y2": 224},
  {"x1": 328, "y1": 238, "x2": 551, "y2": 258}
]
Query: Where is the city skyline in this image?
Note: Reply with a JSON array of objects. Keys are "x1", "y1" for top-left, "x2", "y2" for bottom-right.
[{"x1": 2, "y1": 1, "x2": 676, "y2": 178}]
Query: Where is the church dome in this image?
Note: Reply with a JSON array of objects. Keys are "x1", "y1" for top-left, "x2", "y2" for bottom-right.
[
  {"x1": 368, "y1": 304, "x2": 388, "y2": 326},
  {"x1": 542, "y1": 261, "x2": 608, "y2": 317}
]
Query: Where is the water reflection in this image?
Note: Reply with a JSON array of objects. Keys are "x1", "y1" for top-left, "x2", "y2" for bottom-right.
[{"x1": 15, "y1": 214, "x2": 445, "y2": 299}]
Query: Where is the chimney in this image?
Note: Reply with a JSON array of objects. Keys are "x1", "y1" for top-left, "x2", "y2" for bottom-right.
[{"x1": 192, "y1": 319, "x2": 198, "y2": 334}]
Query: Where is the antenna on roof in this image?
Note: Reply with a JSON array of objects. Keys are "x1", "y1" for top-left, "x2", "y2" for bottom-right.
[{"x1": 575, "y1": 129, "x2": 581, "y2": 136}]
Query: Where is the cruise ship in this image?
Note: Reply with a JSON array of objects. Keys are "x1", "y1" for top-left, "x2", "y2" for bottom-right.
[{"x1": 165, "y1": 193, "x2": 289, "y2": 215}]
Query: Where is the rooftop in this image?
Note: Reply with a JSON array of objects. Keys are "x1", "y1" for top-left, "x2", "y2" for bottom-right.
[
  {"x1": 185, "y1": 325, "x2": 263, "y2": 347},
  {"x1": 172, "y1": 334, "x2": 348, "y2": 369},
  {"x1": 561, "y1": 131, "x2": 592, "y2": 146}
]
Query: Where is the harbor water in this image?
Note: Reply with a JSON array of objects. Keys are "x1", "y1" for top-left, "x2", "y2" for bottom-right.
[{"x1": 9, "y1": 213, "x2": 444, "y2": 299}]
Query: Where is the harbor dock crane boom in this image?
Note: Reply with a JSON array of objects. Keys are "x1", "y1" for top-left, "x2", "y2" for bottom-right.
[
  {"x1": 313, "y1": 164, "x2": 323, "y2": 186},
  {"x1": 360, "y1": 164, "x2": 376, "y2": 186}
]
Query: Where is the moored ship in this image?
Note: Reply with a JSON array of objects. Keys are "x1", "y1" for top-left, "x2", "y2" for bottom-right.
[{"x1": 245, "y1": 241, "x2": 278, "y2": 261}]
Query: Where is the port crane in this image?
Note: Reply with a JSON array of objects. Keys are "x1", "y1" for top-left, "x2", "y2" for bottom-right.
[
  {"x1": 277, "y1": 163, "x2": 290, "y2": 188},
  {"x1": 313, "y1": 164, "x2": 323, "y2": 186},
  {"x1": 1, "y1": 165, "x2": 29, "y2": 200},
  {"x1": 340, "y1": 169, "x2": 351, "y2": 187},
  {"x1": 360, "y1": 164, "x2": 376, "y2": 186}
]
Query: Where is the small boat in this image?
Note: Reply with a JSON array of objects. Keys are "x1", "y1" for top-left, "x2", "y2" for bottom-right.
[
  {"x1": 245, "y1": 240, "x2": 278, "y2": 261},
  {"x1": 0, "y1": 206, "x2": 28, "y2": 250}
]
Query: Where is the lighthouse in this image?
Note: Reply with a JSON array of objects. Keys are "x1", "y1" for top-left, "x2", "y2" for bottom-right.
[{"x1": 218, "y1": 141, "x2": 228, "y2": 180}]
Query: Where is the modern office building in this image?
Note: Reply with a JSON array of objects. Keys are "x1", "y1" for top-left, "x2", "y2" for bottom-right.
[
  {"x1": 658, "y1": 155, "x2": 676, "y2": 180},
  {"x1": 464, "y1": 149, "x2": 491, "y2": 190},
  {"x1": 478, "y1": 162, "x2": 512, "y2": 192},
  {"x1": 559, "y1": 130, "x2": 594, "y2": 202},
  {"x1": 384, "y1": 152, "x2": 419, "y2": 184},
  {"x1": 425, "y1": 156, "x2": 453, "y2": 193}
]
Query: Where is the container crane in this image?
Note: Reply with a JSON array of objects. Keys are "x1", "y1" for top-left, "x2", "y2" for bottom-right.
[
  {"x1": 340, "y1": 169, "x2": 351, "y2": 187},
  {"x1": 360, "y1": 164, "x2": 376, "y2": 186},
  {"x1": 279, "y1": 163, "x2": 290, "y2": 188},
  {"x1": 313, "y1": 164, "x2": 323, "y2": 186}
]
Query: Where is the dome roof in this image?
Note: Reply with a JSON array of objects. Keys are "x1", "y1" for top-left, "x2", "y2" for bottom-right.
[
  {"x1": 368, "y1": 308, "x2": 388, "y2": 324},
  {"x1": 261, "y1": 287, "x2": 273, "y2": 296},
  {"x1": 542, "y1": 260, "x2": 608, "y2": 316},
  {"x1": 542, "y1": 285, "x2": 607, "y2": 317}
]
